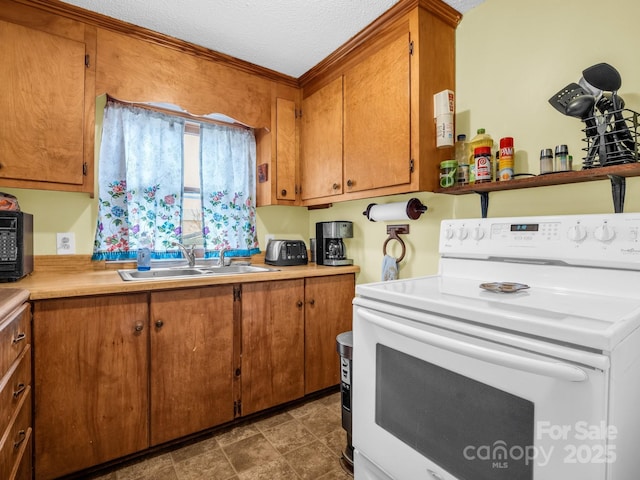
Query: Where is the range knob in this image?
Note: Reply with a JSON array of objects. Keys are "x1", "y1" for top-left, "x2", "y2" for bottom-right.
[
  {"x1": 444, "y1": 227, "x2": 454, "y2": 240},
  {"x1": 567, "y1": 224, "x2": 587, "y2": 242},
  {"x1": 471, "y1": 226, "x2": 484, "y2": 241},
  {"x1": 456, "y1": 227, "x2": 468, "y2": 240},
  {"x1": 594, "y1": 224, "x2": 615, "y2": 242}
]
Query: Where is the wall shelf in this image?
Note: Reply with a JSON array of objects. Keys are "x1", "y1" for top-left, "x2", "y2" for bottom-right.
[{"x1": 436, "y1": 163, "x2": 640, "y2": 217}]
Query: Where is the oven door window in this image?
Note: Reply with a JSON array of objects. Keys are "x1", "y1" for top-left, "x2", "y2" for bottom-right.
[{"x1": 376, "y1": 344, "x2": 534, "y2": 480}]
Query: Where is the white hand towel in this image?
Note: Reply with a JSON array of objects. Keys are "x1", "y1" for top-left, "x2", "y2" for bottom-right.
[{"x1": 381, "y1": 254, "x2": 399, "y2": 281}]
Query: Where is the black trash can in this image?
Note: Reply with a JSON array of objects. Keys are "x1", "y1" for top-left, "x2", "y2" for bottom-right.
[{"x1": 336, "y1": 331, "x2": 354, "y2": 473}]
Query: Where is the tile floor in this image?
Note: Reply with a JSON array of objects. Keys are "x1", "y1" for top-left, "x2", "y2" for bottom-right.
[{"x1": 92, "y1": 391, "x2": 352, "y2": 480}]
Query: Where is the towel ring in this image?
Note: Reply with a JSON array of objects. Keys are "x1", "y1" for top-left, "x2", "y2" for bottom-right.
[{"x1": 382, "y1": 224, "x2": 409, "y2": 263}]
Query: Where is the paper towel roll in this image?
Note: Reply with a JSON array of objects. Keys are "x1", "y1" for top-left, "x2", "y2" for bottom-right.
[{"x1": 363, "y1": 198, "x2": 427, "y2": 222}]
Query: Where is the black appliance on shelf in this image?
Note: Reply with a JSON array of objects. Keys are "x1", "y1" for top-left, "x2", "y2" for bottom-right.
[{"x1": 0, "y1": 211, "x2": 33, "y2": 282}]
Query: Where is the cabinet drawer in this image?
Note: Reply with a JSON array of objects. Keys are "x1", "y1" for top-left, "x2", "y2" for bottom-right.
[
  {"x1": 0, "y1": 304, "x2": 31, "y2": 375},
  {"x1": 0, "y1": 386, "x2": 31, "y2": 480},
  {"x1": 10, "y1": 426, "x2": 32, "y2": 480},
  {"x1": 0, "y1": 345, "x2": 31, "y2": 439}
]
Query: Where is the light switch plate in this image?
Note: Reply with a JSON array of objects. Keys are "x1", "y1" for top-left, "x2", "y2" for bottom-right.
[{"x1": 57, "y1": 232, "x2": 76, "y2": 255}]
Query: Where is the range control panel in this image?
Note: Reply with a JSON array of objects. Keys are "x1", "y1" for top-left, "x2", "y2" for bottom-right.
[{"x1": 440, "y1": 213, "x2": 640, "y2": 270}]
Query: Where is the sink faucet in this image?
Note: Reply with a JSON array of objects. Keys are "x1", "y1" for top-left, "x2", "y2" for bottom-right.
[
  {"x1": 217, "y1": 249, "x2": 228, "y2": 267},
  {"x1": 173, "y1": 242, "x2": 196, "y2": 267}
]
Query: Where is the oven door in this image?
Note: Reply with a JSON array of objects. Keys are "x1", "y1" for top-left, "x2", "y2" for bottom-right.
[{"x1": 353, "y1": 303, "x2": 612, "y2": 480}]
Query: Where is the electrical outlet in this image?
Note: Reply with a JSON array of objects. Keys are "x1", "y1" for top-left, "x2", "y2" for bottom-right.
[{"x1": 56, "y1": 232, "x2": 76, "y2": 255}]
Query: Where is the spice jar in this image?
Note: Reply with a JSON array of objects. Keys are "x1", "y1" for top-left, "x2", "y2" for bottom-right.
[
  {"x1": 439, "y1": 160, "x2": 458, "y2": 188},
  {"x1": 540, "y1": 148, "x2": 553, "y2": 174},
  {"x1": 474, "y1": 147, "x2": 492, "y2": 183},
  {"x1": 554, "y1": 144, "x2": 570, "y2": 171}
]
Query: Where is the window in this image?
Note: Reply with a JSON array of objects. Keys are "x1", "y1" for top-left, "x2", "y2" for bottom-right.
[
  {"x1": 93, "y1": 99, "x2": 259, "y2": 261},
  {"x1": 182, "y1": 122, "x2": 203, "y2": 244}
]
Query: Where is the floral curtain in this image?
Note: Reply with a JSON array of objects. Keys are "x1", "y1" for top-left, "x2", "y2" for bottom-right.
[
  {"x1": 92, "y1": 101, "x2": 185, "y2": 260},
  {"x1": 200, "y1": 123, "x2": 259, "y2": 258}
]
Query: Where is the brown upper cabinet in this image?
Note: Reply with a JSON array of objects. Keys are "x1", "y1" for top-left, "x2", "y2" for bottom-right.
[
  {"x1": 275, "y1": 98, "x2": 298, "y2": 202},
  {"x1": 301, "y1": 29, "x2": 411, "y2": 203},
  {"x1": 343, "y1": 30, "x2": 411, "y2": 194},
  {"x1": 299, "y1": 1, "x2": 460, "y2": 206},
  {"x1": 301, "y1": 77, "x2": 344, "y2": 201},
  {"x1": 0, "y1": 2, "x2": 96, "y2": 194},
  {"x1": 0, "y1": 0, "x2": 458, "y2": 204}
]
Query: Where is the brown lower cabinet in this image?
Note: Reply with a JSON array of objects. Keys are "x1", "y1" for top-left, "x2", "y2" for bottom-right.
[
  {"x1": 241, "y1": 279, "x2": 305, "y2": 415},
  {"x1": 304, "y1": 275, "x2": 355, "y2": 394},
  {"x1": 241, "y1": 274, "x2": 355, "y2": 412},
  {"x1": 0, "y1": 295, "x2": 32, "y2": 480},
  {"x1": 149, "y1": 286, "x2": 235, "y2": 445},
  {"x1": 33, "y1": 294, "x2": 149, "y2": 480},
  {"x1": 32, "y1": 274, "x2": 355, "y2": 479}
]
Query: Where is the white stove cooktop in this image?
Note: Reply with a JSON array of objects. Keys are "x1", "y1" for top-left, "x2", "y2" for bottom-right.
[{"x1": 356, "y1": 213, "x2": 640, "y2": 351}]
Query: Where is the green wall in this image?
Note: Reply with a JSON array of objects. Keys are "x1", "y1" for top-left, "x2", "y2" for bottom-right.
[{"x1": 6, "y1": 0, "x2": 640, "y2": 286}]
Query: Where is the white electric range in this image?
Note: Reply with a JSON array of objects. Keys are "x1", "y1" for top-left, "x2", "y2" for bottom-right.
[{"x1": 353, "y1": 213, "x2": 640, "y2": 480}]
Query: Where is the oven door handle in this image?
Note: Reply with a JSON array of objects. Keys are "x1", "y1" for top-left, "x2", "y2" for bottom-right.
[{"x1": 360, "y1": 309, "x2": 589, "y2": 382}]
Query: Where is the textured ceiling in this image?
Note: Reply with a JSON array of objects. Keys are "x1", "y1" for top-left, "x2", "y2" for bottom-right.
[{"x1": 59, "y1": 0, "x2": 484, "y2": 78}]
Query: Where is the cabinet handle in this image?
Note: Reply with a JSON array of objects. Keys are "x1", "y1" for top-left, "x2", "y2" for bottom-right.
[
  {"x1": 332, "y1": 183, "x2": 340, "y2": 190},
  {"x1": 281, "y1": 189, "x2": 287, "y2": 196},
  {"x1": 296, "y1": 300, "x2": 303, "y2": 308},
  {"x1": 235, "y1": 368, "x2": 241, "y2": 377},
  {"x1": 134, "y1": 322, "x2": 144, "y2": 333},
  {"x1": 12, "y1": 332, "x2": 26, "y2": 344},
  {"x1": 347, "y1": 179, "x2": 353, "y2": 187},
  {"x1": 13, "y1": 383, "x2": 26, "y2": 399},
  {"x1": 14, "y1": 430, "x2": 26, "y2": 449},
  {"x1": 309, "y1": 299, "x2": 315, "y2": 306},
  {"x1": 155, "y1": 320, "x2": 164, "y2": 328}
]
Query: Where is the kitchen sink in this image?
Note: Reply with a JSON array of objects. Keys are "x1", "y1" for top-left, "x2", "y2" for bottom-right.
[
  {"x1": 195, "y1": 265, "x2": 279, "y2": 276},
  {"x1": 118, "y1": 265, "x2": 278, "y2": 281}
]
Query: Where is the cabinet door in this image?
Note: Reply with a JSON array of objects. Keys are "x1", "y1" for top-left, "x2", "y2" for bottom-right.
[
  {"x1": 276, "y1": 98, "x2": 297, "y2": 201},
  {"x1": 241, "y1": 280, "x2": 304, "y2": 415},
  {"x1": 149, "y1": 286, "x2": 235, "y2": 445},
  {"x1": 300, "y1": 77, "x2": 344, "y2": 201},
  {"x1": 305, "y1": 274, "x2": 355, "y2": 394},
  {"x1": 33, "y1": 294, "x2": 149, "y2": 480},
  {"x1": 343, "y1": 30, "x2": 411, "y2": 193},
  {"x1": 0, "y1": 19, "x2": 86, "y2": 186}
]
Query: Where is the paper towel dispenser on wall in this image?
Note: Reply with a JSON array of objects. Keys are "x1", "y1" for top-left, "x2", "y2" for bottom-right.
[{"x1": 362, "y1": 198, "x2": 427, "y2": 222}]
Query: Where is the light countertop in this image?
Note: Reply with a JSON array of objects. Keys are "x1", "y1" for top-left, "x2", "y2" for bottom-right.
[
  {"x1": 0, "y1": 288, "x2": 30, "y2": 314},
  {"x1": 0, "y1": 260, "x2": 360, "y2": 300}
]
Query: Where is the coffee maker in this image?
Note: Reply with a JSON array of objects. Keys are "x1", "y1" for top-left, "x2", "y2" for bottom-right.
[{"x1": 315, "y1": 221, "x2": 354, "y2": 266}]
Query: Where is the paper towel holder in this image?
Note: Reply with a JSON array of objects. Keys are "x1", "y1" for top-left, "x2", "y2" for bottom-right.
[
  {"x1": 383, "y1": 224, "x2": 409, "y2": 262},
  {"x1": 363, "y1": 198, "x2": 427, "y2": 222}
]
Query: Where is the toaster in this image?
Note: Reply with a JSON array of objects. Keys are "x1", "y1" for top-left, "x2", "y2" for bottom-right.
[{"x1": 265, "y1": 239, "x2": 308, "y2": 266}]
